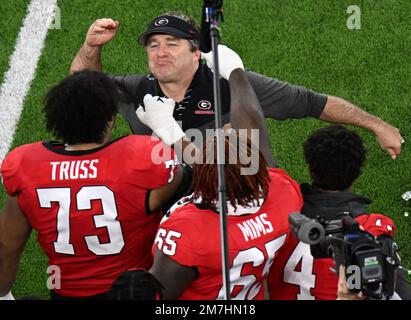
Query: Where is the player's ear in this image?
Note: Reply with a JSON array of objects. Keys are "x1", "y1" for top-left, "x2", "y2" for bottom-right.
[{"x1": 108, "y1": 116, "x2": 116, "y2": 130}]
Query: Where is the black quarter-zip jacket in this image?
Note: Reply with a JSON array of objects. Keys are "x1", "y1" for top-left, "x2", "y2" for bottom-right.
[{"x1": 110, "y1": 63, "x2": 327, "y2": 138}]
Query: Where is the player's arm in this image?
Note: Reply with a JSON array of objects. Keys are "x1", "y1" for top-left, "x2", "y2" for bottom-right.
[
  {"x1": 229, "y1": 69, "x2": 276, "y2": 167},
  {"x1": 320, "y1": 96, "x2": 403, "y2": 160},
  {"x1": 0, "y1": 196, "x2": 32, "y2": 298},
  {"x1": 149, "y1": 165, "x2": 184, "y2": 212},
  {"x1": 202, "y1": 45, "x2": 276, "y2": 167},
  {"x1": 70, "y1": 18, "x2": 119, "y2": 73},
  {"x1": 149, "y1": 248, "x2": 197, "y2": 299}
]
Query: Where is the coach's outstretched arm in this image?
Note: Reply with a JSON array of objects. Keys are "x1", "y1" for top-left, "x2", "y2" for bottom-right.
[
  {"x1": 70, "y1": 19, "x2": 119, "y2": 74},
  {"x1": 319, "y1": 96, "x2": 403, "y2": 160}
]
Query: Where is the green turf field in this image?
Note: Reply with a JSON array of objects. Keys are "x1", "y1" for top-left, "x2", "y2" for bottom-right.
[{"x1": 0, "y1": 0, "x2": 409, "y2": 298}]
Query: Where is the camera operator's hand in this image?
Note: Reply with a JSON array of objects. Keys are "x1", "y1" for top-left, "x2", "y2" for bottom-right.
[
  {"x1": 337, "y1": 266, "x2": 367, "y2": 300},
  {"x1": 201, "y1": 44, "x2": 244, "y2": 80},
  {"x1": 136, "y1": 94, "x2": 185, "y2": 146}
]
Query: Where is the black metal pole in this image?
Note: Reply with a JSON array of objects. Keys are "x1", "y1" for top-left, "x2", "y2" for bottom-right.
[{"x1": 209, "y1": 21, "x2": 231, "y2": 301}]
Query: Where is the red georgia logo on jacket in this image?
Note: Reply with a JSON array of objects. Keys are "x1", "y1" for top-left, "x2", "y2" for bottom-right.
[{"x1": 195, "y1": 100, "x2": 214, "y2": 114}]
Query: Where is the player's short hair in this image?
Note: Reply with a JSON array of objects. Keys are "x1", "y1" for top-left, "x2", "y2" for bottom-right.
[
  {"x1": 44, "y1": 71, "x2": 119, "y2": 145},
  {"x1": 107, "y1": 269, "x2": 163, "y2": 300},
  {"x1": 191, "y1": 132, "x2": 270, "y2": 211},
  {"x1": 303, "y1": 125, "x2": 366, "y2": 191}
]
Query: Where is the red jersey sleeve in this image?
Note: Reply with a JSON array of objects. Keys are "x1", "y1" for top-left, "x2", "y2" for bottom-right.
[
  {"x1": 1, "y1": 145, "x2": 29, "y2": 196},
  {"x1": 355, "y1": 213, "x2": 396, "y2": 238},
  {"x1": 125, "y1": 136, "x2": 179, "y2": 190},
  {"x1": 153, "y1": 212, "x2": 208, "y2": 267}
]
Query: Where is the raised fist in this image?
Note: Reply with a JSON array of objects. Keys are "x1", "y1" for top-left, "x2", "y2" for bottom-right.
[{"x1": 85, "y1": 18, "x2": 120, "y2": 47}]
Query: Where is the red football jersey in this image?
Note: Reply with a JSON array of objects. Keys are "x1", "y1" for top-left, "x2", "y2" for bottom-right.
[
  {"x1": 1, "y1": 135, "x2": 178, "y2": 297},
  {"x1": 268, "y1": 213, "x2": 396, "y2": 300},
  {"x1": 152, "y1": 168, "x2": 303, "y2": 300}
]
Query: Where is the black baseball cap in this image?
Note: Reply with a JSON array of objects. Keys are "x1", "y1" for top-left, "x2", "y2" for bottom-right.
[{"x1": 138, "y1": 15, "x2": 200, "y2": 45}]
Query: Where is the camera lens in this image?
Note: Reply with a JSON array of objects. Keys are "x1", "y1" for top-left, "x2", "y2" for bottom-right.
[
  {"x1": 298, "y1": 221, "x2": 325, "y2": 245},
  {"x1": 309, "y1": 228, "x2": 321, "y2": 242}
]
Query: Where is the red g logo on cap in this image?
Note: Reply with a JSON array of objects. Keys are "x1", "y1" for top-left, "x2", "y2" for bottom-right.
[{"x1": 154, "y1": 18, "x2": 169, "y2": 26}]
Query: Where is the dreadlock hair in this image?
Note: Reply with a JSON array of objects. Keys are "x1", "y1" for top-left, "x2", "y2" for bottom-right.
[
  {"x1": 303, "y1": 125, "x2": 367, "y2": 191},
  {"x1": 43, "y1": 71, "x2": 119, "y2": 145},
  {"x1": 107, "y1": 269, "x2": 164, "y2": 300},
  {"x1": 191, "y1": 131, "x2": 270, "y2": 211}
]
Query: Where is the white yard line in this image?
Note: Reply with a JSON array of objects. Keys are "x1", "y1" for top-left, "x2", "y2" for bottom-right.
[{"x1": 0, "y1": 0, "x2": 57, "y2": 164}]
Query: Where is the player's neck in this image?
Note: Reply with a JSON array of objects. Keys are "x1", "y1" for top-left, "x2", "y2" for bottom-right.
[
  {"x1": 316, "y1": 185, "x2": 354, "y2": 193},
  {"x1": 64, "y1": 133, "x2": 112, "y2": 151},
  {"x1": 64, "y1": 122, "x2": 114, "y2": 151},
  {"x1": 64, "y1": 142, "x2": 106, "y2": 151}
]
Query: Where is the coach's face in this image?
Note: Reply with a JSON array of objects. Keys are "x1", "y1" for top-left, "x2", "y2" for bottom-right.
[{"x1": 146, "y1": 34, "x2": 200, "y2": 83}]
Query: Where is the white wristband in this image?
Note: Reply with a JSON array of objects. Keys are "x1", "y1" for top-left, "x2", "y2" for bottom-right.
[{"x1": 0, "y1": 291, "x2": 15, "y2": 300}]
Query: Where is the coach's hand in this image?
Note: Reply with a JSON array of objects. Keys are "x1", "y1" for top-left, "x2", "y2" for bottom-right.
[
  {"x1": 373, "y1": 123, "x2": 404, "y2": 160},
  {"x1": 201, "y1": 45, "x2": 244, "y2": 80},
  {"x1": 136, "y1": 94, "x2": 185, "y2": 146},
  {"x1": 85, "y1": 18, "x2": 120, "y2": 47}
]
